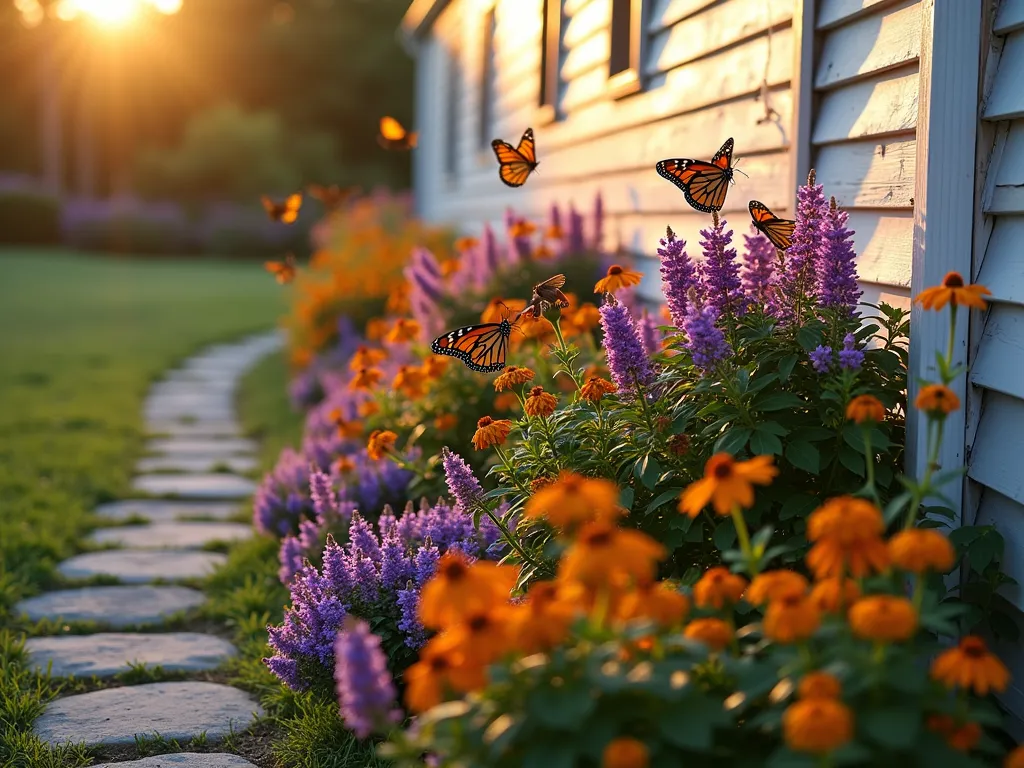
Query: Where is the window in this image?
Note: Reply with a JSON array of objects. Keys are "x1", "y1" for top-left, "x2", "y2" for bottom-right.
[
  {"x1": 444, "y1": 45, "x2": 461, "y2": 177},
  {"x1": 478, "y1": 8, "x2": 496, "y2": 150},
  {"x1": 608, "y1": 0, "x2": 644, "y2": 98},
  {"x1": 539, "y1": 0, "x2": 565, "y2": 118}
]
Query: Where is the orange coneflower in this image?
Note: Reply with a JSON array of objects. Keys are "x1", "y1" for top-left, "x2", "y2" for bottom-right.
[
  {"x1": 557, "y1": 521, "x2": 666, "y2": 589},
  {"x1": 683, "y1": 618, "x2": 733, "y2": 651},
  {"x1": 931, "y1": 635, "x2": 1010, "y2": 696},
  {"x1": 523, "y1": 386, "x2": 558, "y2": 417},
  {"x1": 525, "y1": 470, "x2": 621, "y2": 528},
  {"x1": 915, "y1": 271, "x2": 991, "y2": 311},
  {"x1": 594, "y1": 264, "x2": 643, "y2": 294},
  {"x1": 471, "y1": 416, "x2": 514, "y2": 450},
  {"x1": 848, "y1": 595, "x2": 918, "y2": 643},
  {"x1": 845, "y1": 394, "x2": 885, "y2": 425},
  {"x1": 679, "y1": 453, "x2": 778, "y2": 517},
  {"x1": 366, "y1": 429, "x2": 397, "y2": 461},
  {"x1": 692, "y1": 566, "x2": 747, "y2": 610},
  {"x1": 418, "y1": 551, "x2": 519, "y2": 628}
]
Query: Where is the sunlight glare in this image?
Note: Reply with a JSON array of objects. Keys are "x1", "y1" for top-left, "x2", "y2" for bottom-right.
[{"x1": 75, "y1": 0, "x2": 139, "y2": 26}]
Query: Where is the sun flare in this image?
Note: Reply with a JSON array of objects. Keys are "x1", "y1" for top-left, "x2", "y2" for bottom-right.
[{"x1": 47, "y1": 0, "x2": 183, "y2": 27}]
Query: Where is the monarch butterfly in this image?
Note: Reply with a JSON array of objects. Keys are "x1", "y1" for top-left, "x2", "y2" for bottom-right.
[
  {"x1": 261, "y1": 193, "x2": 303, "y2": 224},
  {"x1": 492, "y1": 127, "x2": 539, "y2": 188},
  {"x1": 523, "y1": 274, "x2": 570, "y2": 319},
  {"x1": 748, "y1": 200, "x2": 796, "y2": 250},
  {"x1": 307, "y1": 184, "x2": 357, "y2": 210},
  {"x1": 430, "y1": 309, "x2": 519, "y2": 373},
  {"x1": 265, "y1": 254, "x2": 296, "y2": 285},
  {"x1": 378, "y1": 116, "x2": 418, "y2": 150},
  {"x1": 655, "y1": 137, "x2": 735, "y2": 213}
]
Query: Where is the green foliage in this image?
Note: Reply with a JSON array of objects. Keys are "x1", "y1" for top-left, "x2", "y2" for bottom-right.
[{"x1": 0, "y1": 192, "x2": 61, "y2": 245}]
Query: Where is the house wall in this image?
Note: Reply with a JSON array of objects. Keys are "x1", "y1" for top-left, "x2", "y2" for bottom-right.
[{"x1": 406, "y1": 0, "x2": 920, "y2": 310}]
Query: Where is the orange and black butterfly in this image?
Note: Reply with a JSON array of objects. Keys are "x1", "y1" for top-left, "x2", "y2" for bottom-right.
[
  {"x1": 430, "y1": 307, "x2": 519, "y2": 373},
  {"x1": 307, "y1": 184, "x2": 357, "y2": 210},
  {"x1": 492, "y1": 127, "x2": 539, "y2": 188},
  {"x1": 378, "y1": 116, "x2": 418, "y2": 151},
  {"x1": 655, "y1": 137, "x2": 735, "y2": 213},
  {"x1": 748, "y1": 200, "x2": 796, "y2": 250},
  {"x1": 265, "y1": 254, "x2": 297, "y2": 285},
  {"x1": 522, "y1": 274, "x2": 570, "y2": 319},
  {"x1": 261, "y1": 193, "x2": 302, "y2": 224}
]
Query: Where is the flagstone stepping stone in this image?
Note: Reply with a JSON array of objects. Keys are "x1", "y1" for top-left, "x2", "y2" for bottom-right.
[
  {"x1": 132, "y1": 473, "x2": 257, "y2": 499},
  {"x1": 92, "y1": 755, "x2": 258, "y2": 768},
  {"x1": 34, "y1": 681, "x2": 264, "y2": 746},
  {"x1": 144, "y1": 405, "x2": 237, "y2": 423},
  {"x1": 58, "y1": 550, "x2": 226, "y2": 583},
  {"x1": 25, "y1": 632, "x2": 237, "y2": 678},
  {"x1": 145, "y1": 437, "x2": 258, "y2": 456},
  {"x1": 89, "y1": 522, "x2": 252, "y2": 549},
  {"x1": 145, "y1": 421, "x2": 244, "y2": 439},
  {"x1": 94, "y1": 500, "x2": 241, "y2": 523},
  {"x1": 16, "y1": 586, "x2": 205, "y2": 627},
  {"x1": 135, "y1": 455, "x2": 258, "y2": 473}
]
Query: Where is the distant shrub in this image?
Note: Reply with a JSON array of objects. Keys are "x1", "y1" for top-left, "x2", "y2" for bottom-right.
[
  {"x1": 60, "y1": 197, "x2": 196, "y2": 255},
  {"x1": 0, "y1": 180, "x2": 61, "y2": 245}
]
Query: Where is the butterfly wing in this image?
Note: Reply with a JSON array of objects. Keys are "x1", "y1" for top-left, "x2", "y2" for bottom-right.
[
  {"x1": 712, "y1": 138, "x2": 735, "y2": 170},
  {"x1": 492, "y1": 129, "x2": 538, "y2": 188},
  {"x1": 534, "y1": 273, "x2": 566, "y2": 291},
  {"x1": 261, "y1": 195, "x2": 280, "y2": 220},
  {"x1": 380, "y1": 116, "x2": 407, "y2": 141},
  {"x1": 514, "y1": 128, "x2": 536, "y2": 164},
  {"x1": 278, "y1": 193, "x2": 302, "y2": 224},
  {"x1": 656, "y1": 158, "x2": 731, "y2": 213},
  {"x1": 265, "y1": 256, "x2": 296, "y2": 285},
  {"x1": 430, "y1": 322, "x2": 511, "y2": 372},
  {"x1": 748, "y1": 200, "x2": 796, "y2": 250}
]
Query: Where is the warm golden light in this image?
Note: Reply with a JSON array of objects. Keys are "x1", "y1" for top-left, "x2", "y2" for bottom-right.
[
  {"x1": 32, "y1": 0, "x2": 184, "y2": 28},
  {"x1": 73, "y1": 0, "x2": 139, "y2": 26}
]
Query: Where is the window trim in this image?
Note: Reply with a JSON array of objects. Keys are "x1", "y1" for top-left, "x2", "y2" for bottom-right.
[
  {"x1": 478, "y1": 5, "x2": 497, "y2": 151},
  {"x1": 607, "y1": 0, "x2": 645, "y2": 100},
  {"x1": 537, "y1": 0, "x2": 563, "y2": 124}
]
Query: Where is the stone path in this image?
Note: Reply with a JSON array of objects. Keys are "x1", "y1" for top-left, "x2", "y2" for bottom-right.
[{"x1": 16, "y1": 332, "x2": 281, "y2": 760}]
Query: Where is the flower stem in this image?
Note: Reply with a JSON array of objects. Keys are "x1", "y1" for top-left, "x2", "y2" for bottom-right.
[{"x1": 730, "y1": 504, "x2": 758, "y2": 576}]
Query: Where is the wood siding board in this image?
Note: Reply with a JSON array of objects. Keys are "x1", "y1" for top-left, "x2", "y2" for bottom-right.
[
  {"x1": 984, "y1": 30, "x2": 1024, "y2": 120},
  {"x1": 561, "y1": 29, "x2": 612, "y2": 81},
  {"x1": 814, "y1": 0, "x2": 921, "y2": 91},
  {"x1": 971, "y1": 304, "x2": 1024, "y2": 400},
  {"x1": 563, "y1": 0, "x2": 596, "y2": 15},
  {"x1": 978, "y1": 215, "x2": 1024, "y2": 306},
  {"x1": 562, "y1": 0, "x2": 610, "y2": 46},
  {"x1": 968, "y1": 391, "x2": 1024, "y2": 504},
  {"x1": 994, "y1": 0, "x2": 1024, "y2": 36},
  {"x1": 558, "y1": 65, "x2": 609, "y2": 113},
  {"x1": 647, "y1": 0, "x2": 718, "y2": 32},
  {"x1": 974, "y1": 490, "x2": 1024, "y2": 609},
  {"x1": 813, "y1": 136, "x2": 917, "y2": 208},
  {"x1": 987, "y1": 120, "x2": 1024, "y2": 213},
  {"x1": 844, "y1": 210, "x2": 914, "y2": 287},
  {"x1": 789, "y1": 0, "x2": 816, "y2": 206},
  {"x1": 812, "y1": 67, "x2": 920, "y2": 145},
  {"x1": 816, "y1": 0, "x2": 907, "y2": 30}
]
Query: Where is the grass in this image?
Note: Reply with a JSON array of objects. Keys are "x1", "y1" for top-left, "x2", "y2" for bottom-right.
[{"x1": 0, "y1": 247, "x2": 286, "y2": 766}]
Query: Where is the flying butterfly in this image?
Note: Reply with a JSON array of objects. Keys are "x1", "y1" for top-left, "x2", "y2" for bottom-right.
[
  {"x1": 378, "y1": 116, "x2": 418, "y2": 151},
  {"x1": 265, "y1": 254, "x2": 297, "y2": 285},
  {"x1": 307, "y1": 184, "x2": 358, "y2": 210},
  {"x1": 655, "y1": 138, "x2": 736, "y2": 213},
  {"x1": 261, "y1": 193, "x2": 303, "y2": 224},
  {"x1": 492, "y1": 127, "x2": 539, "y2": 188},
  {"x1": 522, "y1": 274, "x2": 570, "y2": 319},
  {"x1": 430, "y1": 306, "x2": 519, "y2": 373},
  {"x1": 748, "y1": 200, "x2": 796, "y2": 251}
]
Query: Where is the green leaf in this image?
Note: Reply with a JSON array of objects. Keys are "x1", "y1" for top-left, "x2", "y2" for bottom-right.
[
  {"x1": 883, "y1": 492, "x2": 913, "y2": 525},
  {"x1": 715, "y1": 427, "x2": 751, "y2": 455},
  {"x1": 619, "y1": 486, "x2": 635, "y2": 510},
  {"x1": 756, "y1": 420, "x2": 789, "y2": 437},
  {"x1": 713, "y1": 519, "x2": 737, "y2": 550},
  {"x1": 838, "y1": 445, "x2": 865, "y2": 476},
  {"x1": 860, "y1": 706, "x2": 920, "y2": 749},
  {"x1": 525, "y1": 681, "x2": 596, "y2": 730},
  {"x1": 785, "y1": 441, "x2": 820, "y2": 474},
  {"x1": 968, "y1": 528, "x2": 1004, "y2": 572},
  {"x1": 777, "y1": 354, "x2": 798, "y2": 381},
  {"x1": 642, "y1": 456, "x2": 662, "y2": 490},
  {"x1": 657, "y1": 697, "x2": 729, "y2": 751},
  {"x1": 754, "y1": 392, "x2": 805, "y2": 412},
  {"x1": 647, "y1": 487, "x2": 684, "y2": 514},
  {"x1": 749, "y1": 428, "x2": 783, "y2": 456},
  {"x1": 796, "y1": 325, "x2": 822, "y2": 351},
  {"x1": 789, "y1": 426, "x2": 835, "y2": 443}
]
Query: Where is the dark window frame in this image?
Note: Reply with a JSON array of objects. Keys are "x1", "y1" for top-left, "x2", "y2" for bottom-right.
[
  {"x1": 607, "y1": 0, "x2": 645, "y2": 99},
  {"x1": 537, "y1": 0, "x2": 564, "y2": 123},
  {"x1": 478, "y1": 7, "x2": 497, "y2": 150},
  {"x1": 444, "y1": 42, "x2": 461, "y2": 179}
]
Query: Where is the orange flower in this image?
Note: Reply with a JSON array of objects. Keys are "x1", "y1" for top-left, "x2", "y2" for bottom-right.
[
  {"x1": 366, "y1": 318, "x2": 389, "y2": 341},
  {"x1": 525, "y1": 470, "x2": 621, "y2": 528},
  {"x1": 1004, "y1": 745, "x2": 1024, "y2": 768},
  {"x1": 386, "y1": 318, "x2": 421, "y2": 344},
  {"x1": 507, "y1": 581, "x2": 582, "y2": 653},
  {"x1": 349, "y1": 345, "x2": 388, "y2": 371},
  {"x1": 493, "y1": 365, "x2": 535, "y2": 391},
  {"x1": 386, "y1": 284, "x2": 411, "y2": 315},
  {"x1": 366, "y1": 429, "x2": 397, "y2": 461},
  {"x1": 594, "y1": 264, "x2": 643, "y2": 294},
  {"x1": 928, "y1": 715, "x2": 982, "y2": 752},
  {"x1": 692, "y1": 567, "x2": 747, "y2": 610},
  {"x1": 783, "y1": 698, "x2": 853, "y2": 754},
  {"x1": 764, "y1": 591, "x2": 821, "y2": 644},
  {"x1": 333, "y1": 456, "x2": 356, "y2": 474},
  {"x1": 509, "y1": 219, "x2": 537, "y2": 238},
  {"x1": 440, "y1": 258, "x2": 461, "y2": 277},
  {"x1": 418, "y1": 552, "x2": 518, "y2": 628},
  {"x1": 421, "y1": 355, "x2": 449, "y2": 380},
  {"x1": 848, "y1": 595, "x2": 918, "y2": 643},
  {"x1": 602, "y1": 737, "x2": 649, "y2": 768},
  {"x1": 517, "y1": 313, "x2": 555, "y2": 342},
  {"x1": 563, "y1": 302, "x2": 602, "y2": 335},
  {"x1": 888, "y1": 529, "x2": 955, "y2": 574},
  {"x1": 392, "y1": 365, "x2": 427, "y2": 398},
  {"x1": 290, "y1": 347, "x2": 313, "y2": 369},
  {"x1": 441, "y1": 608, "x2": 513, "y2": 666},
  {"x1": 558, "y1": 521, "x2": 666, "y2": 589},
  {"x1": 524, "y1": 386, "x2": 558, "y2": 417},
  {"x1": 433, "y1": 413, "x2": 457, "y2": 431},
  {"x1": 357, "y1": 399, "x2": 381, "y2": 418},
  {"x1": 493, "y1": 392, "x2": 520, "y2": 412},
  {"x1": 809, "y1": 577, "x2": 861, "y2": 614},
  {"x1": 481, "y1": 297, "x2": 527, "y2": 324},
  {"x1": 454, "y1": 236, "x2": 479, "y2": 252},
  {"x1": 745, "y1": 570, "x2": 809, "y2": 606},
  {"x1": 329, "y1": 409, "x2": 364, "y2": 439},
  {"x1": 915, "y1": 384, "x2": 960, "y2": 415},
  {"x1": 616, "y1": 580, "x2": 690, "y2": 629},
  {"x1": 846, "y1": 394, "x2": 885, "y2": 425},
  {"x1": 546, "y1": 223, "x2": 564, "y2": 240},
  {"x1": 797, "y1": 671, "x2": 842, "y2": 700},
  {"x1": 806, "y1": 496, "x2": 889, "y2": 579},
  {"x1": 472, "y1": 416, "x2": 514, "y2": 450},
  {"x1": 533, "y1": 244, "x2": 555, "y2": 260},
  {"x1": 916, "y1": 271, "x2": 991, "y2": 311},
  {"x1": 349, "y1": 367, "x2": 384, "y2": 391},
  {"x1": 404, "y1": 638, "x2": 458, "y2": 713},
  {"x1": 683, "y1": 617, "x2": 733, "y2": 651},
  {"x1": 679, "y1": 453, "x2": 778, "y2": 517},
  {"x1": 931, "y1": 635, "x2": 1009, "y2": 696},
  {"x1": 581, "y1": 375, "x2": 617, "y2": 403}
]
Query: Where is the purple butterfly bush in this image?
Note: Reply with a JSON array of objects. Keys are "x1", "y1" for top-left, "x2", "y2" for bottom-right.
[
  {"x1": 698, "y1": 214, "x2": 746, "y2": 318},
  {"x1": 838, "y1": 333, "x2": 865, "y2": 371},
  {"x1": 637, "y1": 309, "x2": 663, "y2": 357},
  {"x1": 441, "y1": 448, "x2": 484, "y2": 512},
  {"x1": 682, "y1": 300, "x2": 733, "y2": 371},
  {"x1": 567, "y1": 203, "x2": 586, "y2": 254},
  {"x1": 658, "y1": 226, "x2": 698, "y2": 329},
  {"x1": 592, "y1": 192, "x2": 605, "y2": 251},
  {"x1": 335, "y1": 618, "x2": 402, "y2": 739},
  {"x1": 742, "y1": 229, "x2": 776, "y2": 306},
  {"x1": 809, "y1": 345, "x2": 833, "y2": 374},
  {"x1": 599, "y1": 298, "x2": 656, "y2": 395},
  {"x1": 817, "y1": 196, "x2": 861, "y2": 316},
  {"x1": 405, "y1": 247, "x2": 445, "y2": 340},
  {"x1": 776, "y1": 173, "x2": 829, "y2": 323}
]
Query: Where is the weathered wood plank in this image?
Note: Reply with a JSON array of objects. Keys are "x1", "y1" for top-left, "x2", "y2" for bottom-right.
[
  {"x1": 972, "y1": 304, "x2": 1024, "y2": 401},
  {"x1": 844, "y1": 210, "x2": 913, "y2": 287},
  {"x1": 813, "y1": 136, "x2": 917, "y2": 208},
  {"x1": 816, "y1": 0, "x2": 909, "y2": 31},
  {"x1": 974, "y1": 490, "x2": 1024, "y2": 609},
  {"x1": 984, "y1": 31, "x2": 1024, "y2": 120},
  {"x1": 987, "y1": 120, "x2": 1024, "y2": 213},
  {"x1": 559, "y1": 65, "x2": 608, "y2": 113},
  {"x1": 969, "y1": 392, "x2": 1024, "y2": 505},
  {"x1": 647, "y1": 0, "x2": 718, "y2": 32},
  {"x1": 645, "y1": 0, "x2": 793, "y2": 76},
  {"x1": 812, "y1": 67, "x2": 920, "y2": 144},
  {"x1": 978, "y1": 215, "x2": 1024, "y2": 306},
  {"x1": 815, "y1": 0, "x2": 921, "y2": 90},
  {"x1": 563, "y1": 0, "x2": 597, "y2": 16},
  {"x1": 994, "y1": 0, "x2": 1024, "y2": 36},
  {"x1": 561, "y1": 29, "x2": 611, "y2": 81},
  {"x1": 562, "y1": 0, "x2": 610, "y2": 47}
]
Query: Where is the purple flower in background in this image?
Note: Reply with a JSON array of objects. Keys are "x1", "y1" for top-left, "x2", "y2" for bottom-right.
[
  {"x1": 334, "y1": 618, "x2": 401, "y2": 739},
  {"x1": 600, "y1": 299, "x2": 655, "y2": 394},
  {"x1": 658, "y1": 226, "x2": 697, "y2": 328},
  {"x1": 742, "y1": 229, "x2": 776, "y2": 305},
  {"x1": 637, "y1": 309, "x2": 662, "y2": 356},
  {"x1": 682, "y1": 303, "x2": 732, "y2": 371},
  {"x1": 776, "y1": 173, "x2": 828, "y2": 322},
  {"x1": 441, "y1": 447, "x2": 484, "y2": 511},
  {"x1": 817, "y1": 197, "x2": 861, "y2": 315},
  {"x1": 309, "y1": 470, "x2": 338, "y2": 523},
  {"x1": 838, "y1": 333, "x2": 864, "y2": 371},
  {"x1": 567, "y1": 204, "x2": 585, "y2": 253},
  {"x1": 592, "y1": 192, "x2": 605, "y2": 251},
  {"x1": 698, "y1": 215, "x2": 745, "y2": 317},
  {"x1": 278, "y1": 535, "x2": 306, "y2": 584},
  {"x1": 809, "y1": 345, "x2": 833, "y2": 374},
  {"x1": 482, "y1": 223, "x2": 500, "y2": 275}
]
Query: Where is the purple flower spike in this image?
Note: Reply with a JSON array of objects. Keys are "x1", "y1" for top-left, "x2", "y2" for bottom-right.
[
  {"x1": 742, "y1": 229, "x2": 776, "y2": 305},
  {"x1": 809, "y1": 345, "x2": 833, "y2": 374},
  {"x1": 309, "y1": 470, "x2": 338, "y2": 523},
  {"x1": 776, "y1": 172, "x2": 828, "y2": 322},
  {"x1": 567, "y1": 204, "x2": 585, "y2": 254},
  {"x1": 334, "y1": 618, "x2": 401, "y2": 739},
  {"x1": 682, "y1": 303, "x2": 732, "y2": 371},
  {"x1": 638, "y1": 309, "x2": 662, "y2": 357},
  {"x1": 658, "y1": 226, "x2": 697, "y2": 328},
  {"x1": 698, "y1": 214, "x2": 745, "y2": 318},
  {"x1": 817, "y1": 197, "x2": 861, "y2": 315},
  {"x1": 599, "y1": 298, "x2": 655, "y2": 394},
  {"x1": 838, "y1": 333, "x2": 864, "y2": 371},
  {"x1": 592, "y1": 192, "x2": 605, "y2": 251},
  {"x1": 441, "y1": 447, "x2": 484, "y2": 511}
]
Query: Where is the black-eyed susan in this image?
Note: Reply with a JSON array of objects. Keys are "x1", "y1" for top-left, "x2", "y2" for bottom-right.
[
  {"x1": 557, "y1": 521, "x2": 666, "y2": 589},
  {"x1": 366, "y1": 429, "x2": 397, "y2": 461},
  {"x1": 916, "y1": 271, "x2": 991, "y2": 311},
  {"x1": 806, "y1": 496, "x2": 889, "y2": 579},
  {"x1": 418, "y1": 552, "x2": 518, "y2": 628},
  {"x1": 848, "y1": 595, "x2": 918, "y2": 643},
  {"x1": 594, "y1": 264, "x2": 643, "y2": 294},
  {"x1": 845, "y1": 394, "x2": 886, "y2": 424},
  {"x1": 679, "y1": 453, "x2": 778, "y2": 517},
  {"x1": 525, "y1": 470, "x2": 621, "y2": 528},
  {"x1": 915, "y1": 383, "x2": 961, "y2": 416},
  {"x1": 931, "y1": 635, "x2": 1010, "y2": 696},
  {"x1": 471, "y1": 416, "x2": 514, "y2": 450},
  {"x1": 692, "y1": 566, "x2": 747, "y2": 610}
]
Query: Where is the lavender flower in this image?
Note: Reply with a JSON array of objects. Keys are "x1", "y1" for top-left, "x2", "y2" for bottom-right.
[
  {"x1": 592, "y1": 192, "x2": 605, "y2": 251},
  {"x1": 334, "y1": 618, "x2": 400, "y2": 739},
  {"x1": 698, "y1": 214, "x2": 745, "y2": 317},
  {"x1": 482, "y1": 223, "x2": 500, "y2": 274},
  {"x1": 637, "y1": 309, "x2": 662, "y2": 356},
  {"x1": 776, "y1": 172, "x2": 828, "y2": 322},
  {"x1": 279, "y1": 535, "x2": 306, "y2": 584},
  {"x1": 599, "y1": 298, "x2": 655, "y2": 394},
  {"x1": 397, "y1": 584, "x2": 427, "y2": 648},
  {"x1": 658, "y1": 226, "x2": 697, "y2": 328},
  {"x1": 682, "y1": 303, "x2": 732, "y2": 371},
  {"x1": 567, "y1": 204, "x2": 585, "y2": 253},
  {"x1": 838, "y1": 333, "x2": 864, "y2": 371},
  {"x1": 309, "y1": 470, "x2": 338, "y2": 523},
  {"x1": 742, "y1": 229, "x2": 776, "y2": 304},
  {"x1": 817, "y1": 197, "x2": 861, "y2": 315},
  {"x1": 809, "y1": 345, "x2": 833, "y2": 374},
  {"x1": 441, "y1": 447, "x2": 484, "y2": 511}
]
